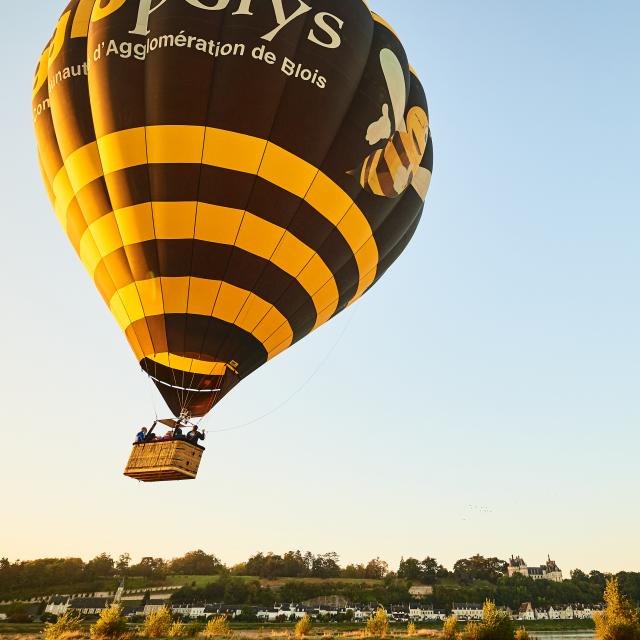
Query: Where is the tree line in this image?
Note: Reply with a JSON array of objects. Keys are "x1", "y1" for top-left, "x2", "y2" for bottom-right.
[{"x1": 1, "y1": 552, "x2": 639, "y2": 608}]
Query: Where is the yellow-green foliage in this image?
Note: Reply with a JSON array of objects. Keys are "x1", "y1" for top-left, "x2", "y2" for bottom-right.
[
  {"x1": 168, "y1": 622, "x2": 189, "y2": 638},
  {"x1": 365, "y1": 608, "x2": 389, "y2": 638},
  {"x1": 44, "y1": 611, "x2": 83, "y2": 640},
  {"x1": 140, "y1": 607, "x2": 173, "y2": 638},
  {"x1": 202, "y1": 615, "x2": 232, "y2": 638},
  {"x1": 594, "y1": 578, "x2": 640, "y2": 640},
  {"x1": 90, "y1": 605, "x2": 128, "y2": 640},
  {"x1": 407, "y1": 622, "x2": 417, "y2": 637},
  {"x1": 295, "y1": 615, "x2": 313, "y2": 638},
  {"x1": 462, "y1": 601, "x2": 514, "y2": 640},
  {"x1": 463, "y1": 621, "x2": 482, "y2": 640},
  {"x1": 514, "y1": 627, "x2": 531, "y2": 640},
  {"x1": 442, "y1": 615, "x2": 458, "y2": 640}
]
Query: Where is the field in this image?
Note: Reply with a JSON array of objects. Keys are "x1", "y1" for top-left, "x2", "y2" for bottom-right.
[
  {"x1": 165, "y1": 575, "x2": 384, "y2": 588},
  {"x1": 0, "y1": 618, "x2": 596, "y2": 636}
]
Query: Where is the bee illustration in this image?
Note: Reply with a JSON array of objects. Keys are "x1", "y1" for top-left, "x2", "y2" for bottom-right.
[{"x1": 351, "y1": 49, "x2": 432, "y2": 201}]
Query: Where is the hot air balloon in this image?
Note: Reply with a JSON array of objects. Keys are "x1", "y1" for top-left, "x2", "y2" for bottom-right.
[{"x1": 33, "y1": 0, "x2": 433, "y2": 481}]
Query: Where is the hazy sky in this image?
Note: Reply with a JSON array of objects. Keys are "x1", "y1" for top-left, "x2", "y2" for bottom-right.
[{"x1": 1, "y1": 1, "x2": 638, "y2": 573}]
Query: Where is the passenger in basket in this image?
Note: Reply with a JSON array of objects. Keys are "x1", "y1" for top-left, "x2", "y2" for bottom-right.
[
  {"x1": 173, "y1": 421, "x2": 185, "y2": 441},
  {"x1": 186, "y1": 425, "x2": 206, "y2": 446},
  {"x1": 135, "y1": 427, "x2": 148, "y2": 444}
]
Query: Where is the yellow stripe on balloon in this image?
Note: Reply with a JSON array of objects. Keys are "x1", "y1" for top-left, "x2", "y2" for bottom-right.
[
  {"x1": 78, "y1": 201, "x2": 339, "y2": 331},
  {"x1": 56, "y1": 125, "x2": 379, "y2": 308},
  {"x1": 146, "y1": 353, "x2": 228, "y2": 377},
  {"x1": 110, "y1": 277, "x2": 294, "y2": 361}
]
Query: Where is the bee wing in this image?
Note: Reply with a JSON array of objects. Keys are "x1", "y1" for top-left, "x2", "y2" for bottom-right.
[
  {"x1": 380, "y1": 48, "x2": 407, "y2": 133},
  {"x1": 411, "y1": 166, "x2": 432, "y2": 202}
]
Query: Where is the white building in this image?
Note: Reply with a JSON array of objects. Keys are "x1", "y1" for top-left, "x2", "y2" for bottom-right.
[
  {"x1": 143, "y1": 599, "x2": 169, "y2": 616},
  {"x1": 452, "y1": 603, "x2": 483, "y2": 621},
  {"x1": 409, "y1": 585, "x2": 434, "y2": 599},
  {"x1": 508, "y1": 556, "x2": 563, "y2": 582},
  {"x1": 517, "y1": 603, "x2": 535, "y2": 621},
  {"x1": 548, "y1": 605, "x2": 574, "y2": 620},
  {"x1": 409, "y1": 605, "x2": 446, "y2": 621},
  {"x1": 257, "y1": 608, "x2": 284, "y2": 622},
  {"x1": 45, "y1": 597, "x2": 70, "y2": 616},
  {"x1": 68, "y1": 597, "x2": 109, "y2": 615}
]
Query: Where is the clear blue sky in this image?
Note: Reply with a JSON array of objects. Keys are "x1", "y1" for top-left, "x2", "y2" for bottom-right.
[{"x1": 1, "y1": 1, "x2": 638, "y2": 573}]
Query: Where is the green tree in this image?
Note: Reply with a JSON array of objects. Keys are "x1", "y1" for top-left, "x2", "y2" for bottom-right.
[
  {"x1": 129, "y1": 557, "x2": 167, "y2": 579},
  {"x1": 454, "y1": 556, "x2": 508, "y2": 584},
  {"x1": 116, "y1": 554, "x2": 131, "y2": 575},
  {"x1": 169, "y1": 550, "x2": 225, "y2": 576},
  {"x1": 365, "y1": 558, "x2": 389, "y2": 579},
  {"x1": 312, "y1": 553, "x2": 341, "y2": 579},
  {"x1": 6, "y1": 602, "x2": 32, "y2": 623},
  {"x1": 85, "y1": 553, "x2": 115, "y2": 579}
]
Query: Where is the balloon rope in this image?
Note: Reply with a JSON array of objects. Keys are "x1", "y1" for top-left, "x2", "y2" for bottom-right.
[
  {"x1": 145, "y1": 374, "x2": 160, "y2": 421},
  {"x1": 203, "y1": 306, "x2": 358, "y2": 434}
]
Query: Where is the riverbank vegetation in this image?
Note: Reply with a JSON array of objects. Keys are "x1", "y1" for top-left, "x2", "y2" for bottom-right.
[
  {"x1": 2, "y1": 552, "x2": 639, "y2": 617},
  {"x1": 593, "y1": 577, "x2": 640, "y2": 640}
]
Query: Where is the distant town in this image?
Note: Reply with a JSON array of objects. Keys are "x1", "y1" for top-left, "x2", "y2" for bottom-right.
[{"x1": 2, "y1": 550, "x2": 638, "y2": 628}]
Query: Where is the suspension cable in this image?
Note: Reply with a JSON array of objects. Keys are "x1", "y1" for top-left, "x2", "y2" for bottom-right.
[{"x1": 203, "y1": 306, "x2": 358, "y2": 434}]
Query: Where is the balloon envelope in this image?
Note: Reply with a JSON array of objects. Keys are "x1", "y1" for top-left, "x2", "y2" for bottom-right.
[{"x1": 33, "y1": 0, "x2": 433, "y2": 418}]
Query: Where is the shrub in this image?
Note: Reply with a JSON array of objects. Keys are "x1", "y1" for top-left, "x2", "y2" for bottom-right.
[
  {"x1": 407, "y1": 623, "x2": 417, "y2": 637},
  {"x1": 594, "y1": 578, "x2": 640, "y2": 640},
  {"x1": 90, "y1": 605, "x2": 128, "y2": 640},
  {"x1": 202, "y1": 615, "x2": 232, "y2": 638},
  {"x1": 462, "y1": 621, "x2": 482, "y2": 640},
  {"x1": 365, "y1": 608, "x2": 389, "y2": 638},
  {"x1": 140, "y1": 607, "x2": 173, "y2": 638},
  {"x1": 6, "y1": 602, "x2": 33, "y2": 623},
  {"x1": 186, "y1": 622, "x2": 205, "y2": 637},
  {"x1": 461, "y1": 601, "x2": 514, "y2": 640},
  {"x1": 168, "y1": 622, "x2": 189, "y2": 638},
  {"x1": 44, "y1": 611, "x2": 83, "y2": 640},
  {"x1": 57, "y1": 633, "x2": 87, "y2": 640},
  {"x1": 514, "y1": 627, "x2": 530, "y2": 640},
  {"x1": 295, "y1": 615, "x2": 312, "y2": 638},
  {"x1": 442, "y1": 615, "x2": 458, "y2": 640}
]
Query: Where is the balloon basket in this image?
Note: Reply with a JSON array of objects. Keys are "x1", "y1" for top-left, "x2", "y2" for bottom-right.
[{"x1": 124, "y1": 440, "x2": 204, "y2": 482}]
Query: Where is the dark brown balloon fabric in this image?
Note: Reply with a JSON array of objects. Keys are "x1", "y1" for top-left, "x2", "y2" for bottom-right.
[{"x1": 33, "y1": 0, "x2": 433, "y2": 417}]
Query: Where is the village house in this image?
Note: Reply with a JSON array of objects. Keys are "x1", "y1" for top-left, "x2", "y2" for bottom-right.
[
  {"x1": 408, "y1": 585, "x2": 434, "y2": 599},
  {"x1": 257, "y1": 607, "x2": 284, "y2": 622},
  {"x1": 452, "y1": 603, "x2": 484, "y2": 621},
  {"x1": 143, "y1": 599, "x2": 170, "y2": 616},
  {"x1": 534, "y1": 607, "x2": 549, "y2": 620},
  {"x1": 548, "y1": 605, "x2": 574, "y2": 620},
  {"x1": 68, "y1": 597, "x2": 110, "y2": 616},
  {"x1": 409, "y1": 604, "x2": 447, "y2": 622},
  {"x1": 45, "y1": 596, "x2": 71, "y2": 616},
  {"x1": 517, "y1": 602, "x2": 536, "y2": 621}
]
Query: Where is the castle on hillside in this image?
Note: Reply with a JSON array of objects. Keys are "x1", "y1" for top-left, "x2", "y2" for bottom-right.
[{"x1": 507, "y1": 555, "x2": 563, "y2": 582}]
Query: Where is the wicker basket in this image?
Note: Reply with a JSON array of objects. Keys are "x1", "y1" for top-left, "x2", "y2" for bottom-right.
[{"x1": 124, "y1": 440, "x2": 204, "y2": 482}]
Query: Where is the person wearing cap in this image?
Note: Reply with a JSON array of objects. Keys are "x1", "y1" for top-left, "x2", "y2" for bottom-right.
[{"x1": 186, "y1": 425, "x2": 206, "y2": 446}]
